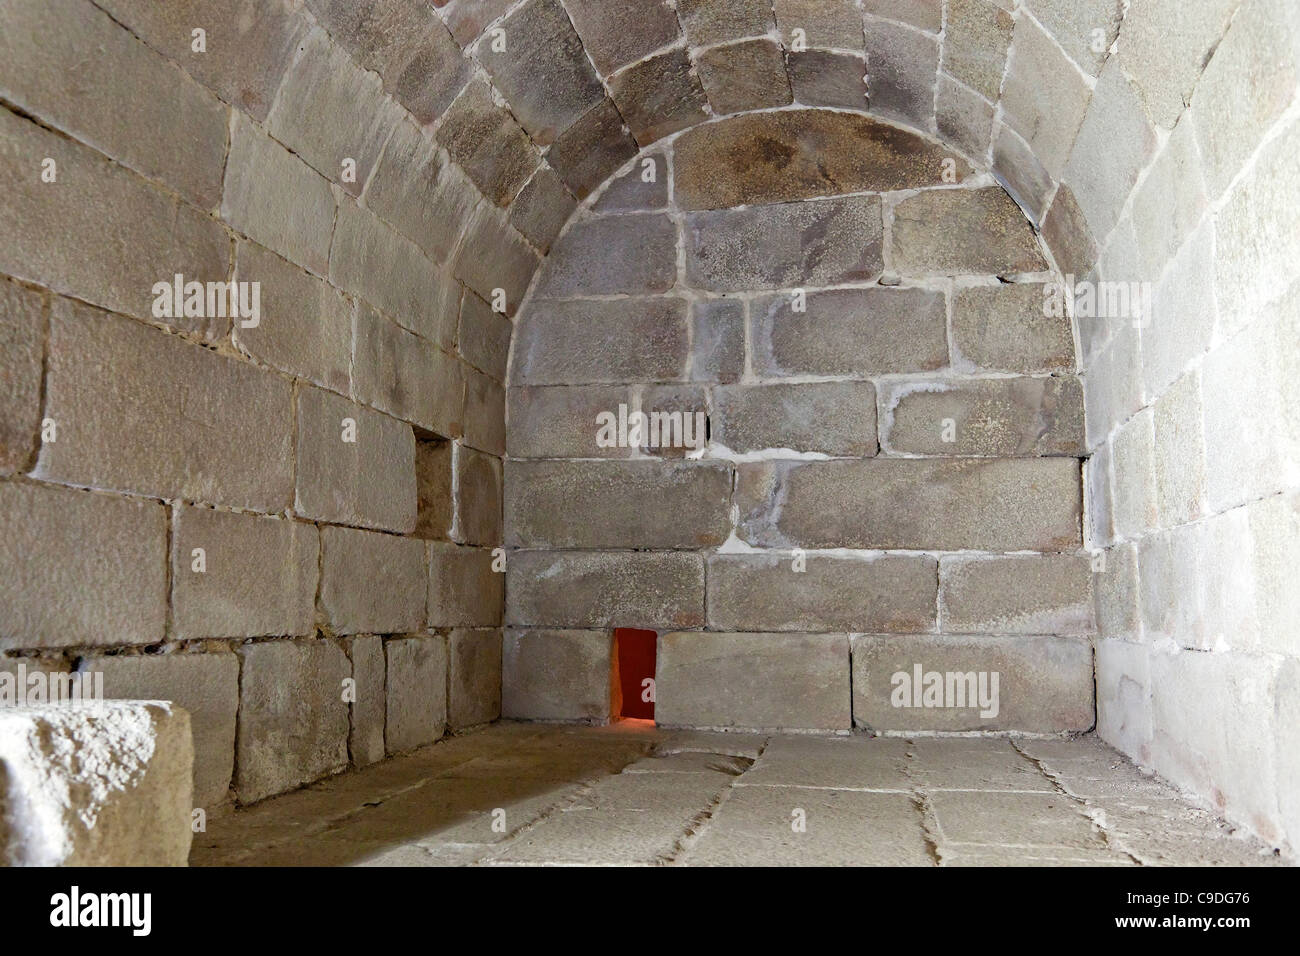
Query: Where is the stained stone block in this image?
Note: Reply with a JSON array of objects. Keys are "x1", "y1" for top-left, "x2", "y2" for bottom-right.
[
  {"x1": 319, "y1": 526, "x2": 427, "y2": 635},
  {"x1": 427, "y1": 543, "x2": 503, "y2": 627},
  {"x1": 657, "y1": 632, "x2": 851, "y2": 731},
  {"x1": 707, "y1": 554, "x2": 938, "y2": 633},
  {"x1": 937, "y1": 76, "x2": 994, "y2": 161},
  {"x1": 449, "y1": 629, "x2": 503, "y2": 729},
  {"x1": 940, "y1": 554, "x2": 1094, "y2": 635},
  {"x1": 364, "y1": 120, "x2": 468, "y2": 268},
  {"x1": 751, "y1": 288, "x2": 947, "y2": 376},
  {"x1": 463, "y1": 366, "x2": 505, "y2": 456},
  {"x1": 502, "y1": 629, "x2": 612, "y2": 721},
  {"x1": 352, "y1": 303, "x2": 464, "y2": 437},
  {"x1": 691, "y1": 299, "x2": 745, "y2": 384},
  {"x1": 236, "y1": 640, "x2": 351, "y2": 803},
  {"x1": 451, "y1": 203, "x2": 539, "y2": 315},
  {"x1": 507, "y1": 459, "x2": 733, "y2": 549},
  {"x1": 713, "y1": 381, "x2": 879, "y2": 456},
  {"x1": 737, "y1": 458, "x2": 1081, "y2": 551},
  {"x1": 851, "y1": 633, "x2": 1094, "y2": 732},
  {"x1": 415, "y1": 439, "x2": 454, "y2": 540},
  {"x1": 545, "y1": 99, "x2": 640, "y2": 199},
  {"x1": 510, "y1": 166, "x2": 577, "y2": 254},
  {"x1": 676, "y1": 0, "x2": 774, "y2": 47},
  {"x1": 686, "y1": 195, "x2": 884, "y2": 291},
  {"x1": 564, "y1": 0, "x2": 682, "y2": 74},
  {"x1": 891, "y1": 187, "x2": 1047, "y2": 276},
  {"x1": 999, "y1": 16, "x2": 1092, "y2": 178},
  {"x1": 435, "y1": 79, "x2": 539, "y2": 206},
  {"x1": 674, "y1": 111, "x2": 966, "y2": 210},
  {"x1": 171, "y1": 506, "x2": 318, "y2": 639},
  {"x1": 880, "y1": 376, "x2": 1085, "y2": 457},
  {"x1": 535, "y1": 213, "x2": 677, "y2": 296},
  {"x1": 774, "y1": 0, "x2": 865, "y2": 50},
  {"x1": 511, "y1": 297, "x2": 690, "y2": 385},
  {"x1": 952, "y1": 283, "x2": 1072, "y2": 373},
  {"x1": 0, "y1": 279, "x2": 43, "y2": 476},
  {"x1": 347, "y1": 635, "x2": 386, "y2": 768},
  {"x1": 386, "y1": 635, "x2": 447, "y2": 753},
  {"x1": 506, "y1": 385, "x2": 637, "y2": 458},
  {"x1": 1024, "y1": 0, "x2": 1124, "y2": 76},
  {"x1": 593, "y1": 153, "x2": 669, "y2": 212},
  {"x1": 608, "y1": 49, "x2": 709, "y2": 145},
  {"x1": 942, "y1": 0, "x2": 1014, "y2": 100},
  {"x1": 787, "y1": 50, "x2": 867, "y2": 110},
  {"x1": 696, "y1": 39, "x2": 793, "y2": 114},
  {"x1": 506, "y1": 551, "x2": 705, "y2": 629},
  {"x1": 864, "y1": 17, "x2": 939, "y2": 128},
  {"x1": 456, "y1": 446, "x2": 504, "y2": 547}
]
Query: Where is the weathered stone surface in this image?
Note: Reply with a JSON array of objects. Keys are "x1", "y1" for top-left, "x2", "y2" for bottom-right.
[
  {"x1": 880, "y1": 376, "x2": 1085, "y2": 457},
  {"x1": 509, "y1": 166, "x2": 576, "y2": 254},
  {"x1": 545, "y1": 98, "x2": 641, "y2": 200},
  {"x1": 714, "y1": 381, "x2": 879, "y2": 456},
  {"x1": 507, "y1": 550, "x2": 705, "y2": 629},
  {"x1": 993, "y1": 122, "x2": 1055, "y2": 222},
  {"x1": 863, "y1": 0, "x2": 942, "y2": 31},
  {"x1": 236, "y1": 640, "x2": 351, "y2": 802},
  {"x1": 686, "y1": 195, "x2": 884, "y2": 291},
  {"x1": 691, "y1": 299, "x2": 745, "y2": 384},
  {"x1": 942, "y1": 0, "x2": 1014, "y2": 100},
  {"x1": 347, "y1": 635, "x2": 386, "y2": 768},
  {"x1": 999, "y1": 16, "x2": 1092, "y2": 177},
  {"x1": 1086, "y1": 440, "x2": 1115, "y2": 549},
  {"x1": 1110, "y1": 407, "x2": 1158, "y2": 540},
  {"x1": 675, "y1": 110, "x2": 965, "y2": 210},
  {"x1": 865, "y1": 17, "x2": 940, "y2": 127},
  {"x1": 502, "y1": 629, "x2": 612, "y2": 720},
  {"x1": 696, "y1": 38, "x2": 792, "y2": 114},
  {"x1": 941, "y1": 554, "x2": 1094, "y2": 635},
  {"x1": 676, "y1": 0, "x2": 774, "y2": 47},
  {"x1": 1130, "y1": 117, "x2": 1208, "y2": 279},
  {"x1": 80, "y1": 652, "x2": 238, "y2": 809},
  {"x1": 1119, "y1": 0, "x2": 1238, "y2": 129},
  {"x1": 0, "y1": 701, "x2": 192, "y2": 865},
  {"x1": 295, "y1": 385, "x2": 416, "y2": 534},
  {"x1": 707, "y1": 554, "x2": 938, "y2": 632},
  {"x1": 0, "y1": 279, "x2": 43, "y2": 476},
  {"x1": 1025, "y1": 0, "x2": 1124, "y2": 76},
  {"x1": 564, "y1": 0, "x2": 682, "y2": 74},
  {"x1": 937, "y1": 75, "x2": 994, "y2": 161},
  {"x1": 463, "y1": 366, "x2": 505, "y2": 456},
  {"x1": 450, "y1": 202, "x2": 539, "y2": 315},
  {"x1": 506, "y1": 460, "x2": 732, "y2": 548},
  {"x1": 608, "y1": 48, "x2": 709, "y2": 145},
  {"x1": 657, "y1": 632, "x2": 851, "y2": 731},
  {"x1": 435, "y1": 79, "x2": 539, "y2": 206},
  {"x1": 1142, "y1": 222, "x2": 1216, "y2": 399},
  {"x1": 0, "y1": 108, "x2": 230, "y2": 330},
  {"x1": 751, "y1": 287, "x2": 947, "y2": 376},
  {"x1": 434, "y1": 0, "x2": 516, "y2": 46},
  {"x1": 507, "y1": 385, "x2": 637, "y2": 459},
  {"x1": 1042, "y1": 184, "x2": 1099, "y2": 280},
  {"x1": 1095, "y1": 638, "x2": 1151, "y2": 761},
  {"x1": 634, "y1": 384, "x2": 708, "y2": 460},
  {"x1": 0, "y1": 0, "x2": 227, "y2": 208},
  {"x1": 353, "y1": 303, "x2": 464, "y2": 437},
  {"x1": 775, "y1": 0, "x2": 865, "y2": 50},
  {"x1": 1095, "y1": 541, "x2": 1140, "y2": 641},
  {"x1": 1249, "y1": 492, "x2": 1300, "y2": 658},
  {"x1": 37, "y1": 300, "x2": 293, "y2": 511},
  {"x1": 593, "y1": 153, "x2": 669, "y2": 212},
  {"x1": 458, "y1": 292, "x2": 512, "y2": 382},
  {"x1": 415, "y1": 440, "x2": 454, "y2": 540},
  {"x1": 448, "y1": 628, "x2": 503, "y2": 729},
  {"x1": 787, "y1": 50, "x2": 867, "y2": 110},
  {"x1": 171, "y1": 506, "x2": 317, "y2": 639},
  {"x1": 428, "y1": 543, "x2": 503, "y2": 627},
  {"x1": 385, "y1": 635, "x2": 447, "y2": 752},
  {"x1": 891, "y1": 187, "x2": 1046, "y2": 275},
  {"x1": 952, "y1": 283, "x2": 1072, "y2": 373},
  {"x1": 535, "y1": 213, "x2": 677, "y2": 296},
  {"x1": 455, "y1": 445, "x2": 503, "y2": 546},
  {"x1": 512, "y1": 297, "x2": 690, "y2": 385},
  {"x1": 319, "y1": 526, "x2": 427, "y2": 635},
  {"x1": 851, "y1": 633, "x2": 1094, "y2": 732},
  {"x1": 737, "y1": 458, "x2": 1082, "y2": 551},
  {"x1": 1151, "y1": 370, "x2": 1207, "y2": 529}
]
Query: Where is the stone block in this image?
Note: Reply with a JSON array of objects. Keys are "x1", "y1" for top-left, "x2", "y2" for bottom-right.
[
  {"x1": 563, "y1": 0, "x2": 682, "y2": 75},
  {"x1": 458, "y1": 292, "x2": 512, "y2": 382},
  {"x1": 1141, "y1": 221, "x2": 1216, "y2": 400},
  {"x1": 952, "y1": 282, "x2": 1072, "y2": 373},
  {"x1": 713, "y1": 381, "x2": 879, "y2": 456},
  {"x1": 691, "y1": 299, "x2": 745, "y2": 384},
  {"x1": 506, "y1": 385, "x2": 637, "y2": 459},
  {"x1": 1150, "y1": 370, "x2": 1206, "y2": 529},
  {"x1": 1024, "y1": 0, "x2": 1124, "y2": 76},
  {"x1": 415, "y1": 439, "x2": 454, "y2": 540},
  {"x1": 506, "y1": 459, "x2": 732, "y2": 548},
  {"x1": 936, "y1": 75, "x2": 994, "y2": 161},
  {"x1": 676, "y1": 0, "x2": 774, "y2": 48},
  {"x1": 1082, "y1": 321, "x2": 1144, "y2": 449},
  {"x1": 774, "y1": 0, "x2": 865, "y2": 50},
  {"x1": 235, "y1": 640, "x2": 350, "y2": 802},
  {"x1": 608, "y1": 48, "x2": 709, "y2": 145},
  {"x1": 506, "y1": 550, "x2": 705, "y2": 629},
  {"x1": 1095, "y1": 639, "x2": 1152, "y2": 763},
  {"x1": 940, "y1": 554, "x2": 1094, "y2": 635},
  {"x1": 434, "y1": 0, "x2": 516, "y2": 46},
  {"x1": 891, "y1": 186, "x2": 1047, "y2": 275},
  {"x1": 428, "y1": 543, "x2": 503, "y2": 627},
  {"x1": 450, "y1": 202, "x2": 539, "y2": 314},
  {"x1": 352, "y1": 302, "x2": 464, "y2": 437},
  {"x1": 535, "y1": 213, "x2": 677, "y2": 296},
  {"x1": 864, "y1": 16, "x2": 940, "y2": 128},
  {"x1": 707, "y1": 553, "x2": 938, "y2": 633},
  {"x1": 448, "y1": 628, "x2": 503, "y2": 730},
  {"x1": 435, "y1": 79, "x2": 539, "y2": 206},
  {"x1": 787, "y1": 50, "x2": 867, "y2": 110},
  {"x1": 1041, "y1": 184, "x2": 1099, "y2": 280},
  {"x1": 347, "y1": 634, "x2": 386, "y2": 768},
  {"x1": 1138, "y1": 523, "x2": 1205, "y2": 649},
  {"x1": 863, "y1": 0, "x2": 942, "y2": 32},
  {"x1": 319, "y1": 525, "x2": 427, "y2": 635},
  {"x1": 502, "y1": 628, "x2": 612, "y2": 721},
  {"x1": 1094, "y1": 541, "x2": 1140, "y2": 641},
  {"x1": 455, "y1": 445, "x2": 503, "y2": 546},
  {"x1": 696, "y1": 38, "x2": 793, "y2": 114},
  {"x1": 593, "y1": 152, "x2": 669, "y2": 212},
  {"x1": 657, "y1": 632, "x2": 851, "y2": 731},
  {"x1": 1130, "y1": 116, "x2": 1208, "y2": 279},
  {"x1": 171, "y1": 506, "x2": 318, "y2": 639},
  {"x1": 0, "y1": 279, "x2": 43, "y2": 475},
  {"x1": 1248, "y1": 492, "x2": 1300, "y2": 658},
  {"x1": 545, "y1": 98, "x2": 640, "y2": 199},
  {"x1": 509, "y1": 166, "x2": 577, "y2": 254},
  {"x1": 942, "y1": 0, "x2": 1014, "y2": 100},
  {"x1": 464, "y1": 366, "x2": 505, "y2": 456},
  {"x1": 1118, "y1": 0, "x2": 1238, "y2": 129},
  {"x1": 992, "y1": 122, "x2": 1055, "y2": 222},
  {"x1": 999, "y1": 16, "x2": 1092, "y2": 177},
  {"x1": 385, "y1": 635, "x2": 447, "y2": 753},
  {"x1": 737, "y1": 457, "x2": 1082, "y2": 551}
]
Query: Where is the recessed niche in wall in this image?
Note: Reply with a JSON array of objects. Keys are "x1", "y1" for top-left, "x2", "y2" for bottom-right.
[{"x1": 612, "y1": 628, "x2": 657, "y2": 721}]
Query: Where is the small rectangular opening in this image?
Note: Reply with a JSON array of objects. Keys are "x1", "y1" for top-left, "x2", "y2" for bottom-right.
[{"x1": 612, "y1": 628, "x2": 657, "y2": 722}]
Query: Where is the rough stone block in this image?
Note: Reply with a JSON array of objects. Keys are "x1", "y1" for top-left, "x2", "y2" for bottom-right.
[
  {"x1": 463, "y1": 366, "x2": 505, "y2": 456},
  {"x1": 1142, "y1": 222, "x2": 1216, "y2": 400},
  {"x1": 295, "y1": 385, "x2": 417, "y2": 534},
  {"x1": 851, "y1": 633, "x2": 1094, "y2": 732},
  {"x1": 455, "y1": 445, "x2": 503, "y2": 546},
  {"x1": 713, "y1": 381, "x2": 879, "y2": 456},
  {"x1": 1138, "y1": 523, "x2": 1206, "y2": 649},
  {"x1": 502, "y1": 628, "x2": 612, "y2": 721},
  {"x1": 434, "y1": 0, "x2": 516, "y2": 46},
  {"x1": 891, "y1": 187, "x2": 1047, "y2": 275},
  {"x1": 545, "y1": 98, "x2": 640, "y2": 199},
  {"x1": 435, "y1": 79, "x2": 539, "y2": 206},
  {"x1": 0, "y1": 279, "x2": 43, "y2": 476},
  {"x1": 863, "y1": 0, "x2": 942, "y2": 31},
  {"x1": 1151, "y1": 370, "x2": 1207, "y2": 529},
  {"x1": 696, "y1": 38, "x2": 793, "y2": 114},
  {"x1": 940, "y1": 554, "x2": 1094, "y2": 635},
  {"x1": 1042, "y1": 184, "x2": 1099, "y2": 280},
  {"x1": 737, "y1": 457, "x2": 1082, "y2": 551},
  {"x1": 942, "y1": 0, "x2": 1014, "y2": 100},
  {"x1": 608, "y1": 48, "x2": 709, "y2": 145},
  {"x1": 707, "y1": 554, "x2": 938, "y2": 633},
  {"x1": 458, "y1": 292, "x2": 512, "y2": 383},
  {"x1": 506, "y1": 385, "x2": 637, "y2": 459},
  {"x1": 1130, "y1": 117, "x2": 1208, "y2": 279},
  {"x1": 593, "y1": 152, "x2": 669, "y2": 212},
  {"x1": 1094, "y1": 541, "x2": 1140, "y2": 641},
  {"x1": 448, "y1": 628, "x2": 503, "y2": 729},
  {"x1": 347, "y1": 635, "x2": 386, "y2": 768},
  {"x1": 993, "y1": 122, "x2": 1055, "y2": 222},
  {"x1": 1118, "y1": 0, "x2": 1238, "y2": 129},
  {"x1": 564, "y1": 0, "x2": 682, "y2": 74},
  {"x1": 428, "y1": 543, "x2": 503, "y2": 627},
  {"x1": 535, "y1": 213, "x2": 677, "y2": 296},
  {"x1": 506, "y1": 459, "x2": 733, "y2": 548},
  {"x1": 385, "y1": 635, "x2": 447, "y2": 753},
  {"x1": 415, "y1": 439, "x2": 454, "y2": 540},
  {"x1": 775, "y1": 0, "x2": 865, "y2": 50},
  {"x1": 999, "y1": 16, "x2": 1092, "y2": 177},
  {"x1": 864, "y1": 16, "x2": 940, "y2": 128},
  {"x1": 657, "y1": 632, "x2": 851, "y2": 731},
  {"x1": 171, "y1": 506, "x2": 318, "y2": 639},
  {"x1": 952, "y1": 282, "x2": 1072, "y2": 373},
  {"x1": 450, "y1": 202, "x2": 539, "y2": 314},
  {"x1": 235, "y1": 640, "x2": 351, "y2": 802},
  {"x1": 319, "y1": 526, "x2": 427, "y2": 635},
  {"x1": 509, "y1": 166, "x2": 577, "y2": 254},
  {"x1": 352, "y1": 303, "x2": 464, "y2": 437},
  {"x1": 787, "y1": 50, "x2": 867, "y2": 110},
  {"x1": 1082, "y1": 321, "x2": 1144, "y2": 449},
  {"x1": 691, "y1": 299, "x2": 745, "y2": 384},
  {"x1": 676, "y1": 0, "x2": 774, "y2": 48},
  {"x1": 1024, "y1": 0, "x2": 1124, "y2": 76},
  {"x1": 937, "y1": 75, "x2": 994, "y2": 161},
  {"x1": 507, "y1": 550, "x2": 705, "y2": 629}
]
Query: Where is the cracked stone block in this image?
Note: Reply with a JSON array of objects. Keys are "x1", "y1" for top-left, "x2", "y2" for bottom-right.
[
  {"x1": 940, "y1": 554, "x2": 1095, "y2": 635},
  {"x1": 171, "y1": 506, "x2": 317, "y2": 640},
  {"x1": 676, "y1": 0, "x2": 774, "y2": 47},
  {"x1": 657, "y1": 632, "x2": 851, "y2": 731},
  {"x1": 863, "y1": 0, "x2": 942, "y2": 32},
  {"x1": 415, "y1": 439, "x2": 453, "y2": 540},
  {"x1": 347, "y1": 635, "x2": 386, "y2": 768},
  {"x1": 352, "y1": 303, "x2": 463, "y2": 438},
  {"x1": 737, "y1": 458, "x2": 1082, "y2": 551},
  {"x1": 386, "y1": 635, "x2": 447, "y2": 753},
  {"x1": 295, "y1": 385, "x2": 416, "y2": 534},
  {"x1": 593, "y1": 153, "x2": 669, "y2": 211},
  {"x1": 448, "y1": 629, "x2": 503, "y2": 730},
  {"x1": 691, "y1": 299, "x2": 745, "y2": 384},
  {"x1": 1024, "y1": 0, "x2": 1124, "y2": 76},
  {"x1": 999, "y1": 16, "x2": 1092, "y2": 178},
  {"x1": 319, "y1": 525, "x2": 427, "y2": 635},
  {"x1": 502, "y1": 629, "x2": 612, "y2": 720},
  {"x1": 891, "y1": 187, "x2": 1047, "y2": 276},
  {"x1": 511, "y1": 297, "x2": 690, "y2": 385},
  {"x1": 787, "y1": 50, "x2": 867, "y2": 110},
  {"x1": 455, "y1": 446, "x2": 503, "y2": 547},
  {"x1": 865, "y1": 17, "x2": 939, "y2": 128},
  {"x1": 463, "y1": 366, "x2": 505, "y2": 456},
  {"x1": 674, "y1": 111, "x2": 969, "y2": 210},
  {"x1": 0, "y1": 279, "x2": 43, "y2": 476},
  {"x1": 686, "y1": 195, "x2": 884, "y2": 291},
  {"x1": 459, "y1": 292, "x2": 512, "y2": 382},
  {"x1": 696, "y1": 38, "x2": 793, "y2": 114},
  {"x1": 879, "y1": 376, "x2": 1085, "y2": 457},
  {"x1": 774, "y1": 0, "x2": 865, "y2": 50},
  {"x1": 535, "y1": 213, "x2": 677, "y2": 296},
  {"x1": 506, "y1": 550, "x2": 705, "y2": 629},
  {"x1": 751, "y1": 287, "x2": 947, "y2": 376},
  {"x1": 36, "y1": 300, "x2": 293, "y2": 512},
  {"x1": 507, "y1": 385, "x2": 636, "y2": 459},
  {"x1": 608, "y1": 48, "x2": 709, "y2": 145},
  {"x1": 0, "y1": 701, "x2": 193, "y2": 866},
  {"x1": 851, "y1": 633, "x2": 1095, "y2": 732},
  {"x1": 506, "y1": 459, "x2": 733, "y2": 549},
  {"x1": 942, "y1": 0, "x2": 1014, "y2": 100},
  {"x1": 706, "y1": 554, "x2": 938, "y2": 633},
  {"x1": 78, "y1": 652, "x2": 238, "y2": 810},
  {"x1": 428, "y1": 543, "x2": 504, "y2": 627},
  {"x1": 545, "y1": 98, "x2": 640, "y2": 199},
  {"x1": 937, "y1": 76, "x2": 994, "y2": 161},
  {"x1": 435, "y1": 79, "x2": 539, "y2": 206},
  {"x1": 509, "y1": 167, "x2": 577, "y2": 254},
  {"x1": 451, "y1": 203, "x2": 539, "y2": 315},
  {"x1": 713, "y1": 381, "x2": 879, "y2": 456},
  {"x1": 952, "y1": 283, "x2": 1072, "y2": 373},
  {"x1": 564, "y1": 0, "x2": 682, "y2": 74},
  {"x1": 236, "y1": 640, "x2": 351, "y2": 803}
]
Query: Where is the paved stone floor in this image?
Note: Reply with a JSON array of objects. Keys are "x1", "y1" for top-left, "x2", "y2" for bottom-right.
[{"x1": 192, "y1": 722, "x2": 1287, "y2": 866}]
